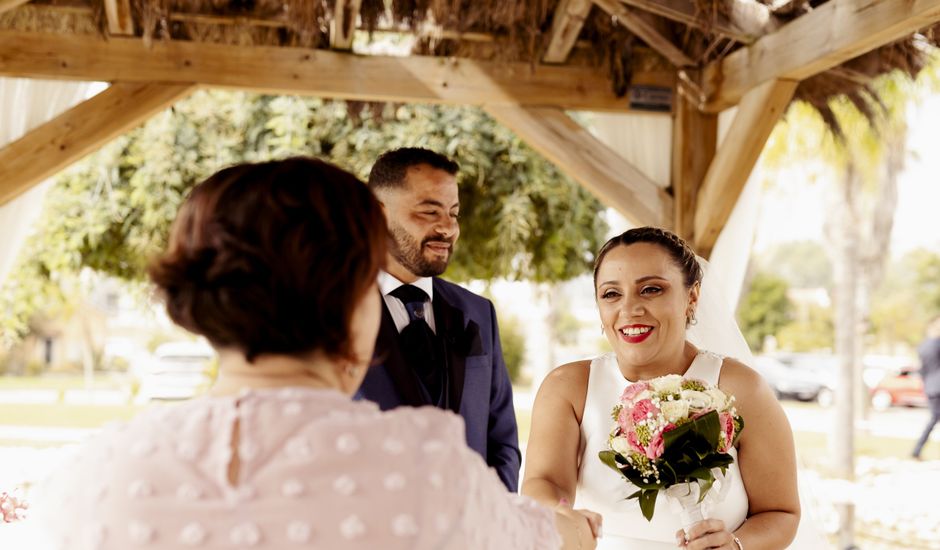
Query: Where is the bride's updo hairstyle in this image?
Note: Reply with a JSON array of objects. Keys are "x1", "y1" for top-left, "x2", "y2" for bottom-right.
[
  {"x1": 592, "y1": 226, "x2": 703, "y2": 290},
  {"x1": 149, "y1": 157, "x2": 387, "y2": 362}
]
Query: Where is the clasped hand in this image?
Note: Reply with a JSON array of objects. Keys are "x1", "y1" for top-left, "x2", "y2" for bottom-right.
[{"x1": 676, "y1": 519, "x2": 737, "y2": 549}]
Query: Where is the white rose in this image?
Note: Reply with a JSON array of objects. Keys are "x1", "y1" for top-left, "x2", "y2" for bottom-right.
[
  {"x1": 660, "y1": 400, "x2": 690, "y2": 424},
  {"x1": 705, "y1": 388, "x2": 729, "y2": 410},
  {"x1": 680, "y1": 389, "x2": 713, "y2": 411},
  {"x1": 650, "y1": 374, "x2": 683, "y2": 395},
  {"x1": 611, "y1": 436, "x2": 632, "y2": 456}
]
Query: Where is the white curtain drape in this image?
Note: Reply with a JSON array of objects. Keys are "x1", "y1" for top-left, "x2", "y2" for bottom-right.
[{"x1": 0, "y1": 78, "x2": 107, "y2": 285}]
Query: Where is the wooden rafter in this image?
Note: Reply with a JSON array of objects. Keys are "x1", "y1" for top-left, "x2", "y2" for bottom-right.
[
  {"x1": 671, "y1": 91, "x2": 717, "y2": 243},
  {"x1": 330, "y1": 0, "x2": 362, "y2": 51},
  {"x1": 595, "y1": 0, "x2": 694, "y2": 67},
  {"x1": 485, "y1": 105, "x2": 672, "y2": 227},
  {"x1": 618, "y1": 0, "x2": 778, "y2": 42},
  {"x1": 0, "y1": 82, "x2": 196, "y2": 206},
  {"x1": 543, "y1": 0, "x2": 594, "y2": 64},
  {"x1": 0, "y1": 30, "x2": 673, "y2": 112},
  {"x1": 104, "y1": 0, "x2": 134, "y2": 36},
  {"x1": 703, "y1": 0, "x2": 940, "y2": 111},
  {"x1": 693, "y1": 79, "x2": 797, "y2": 257},
  {"x1": 0, "y1": 0, "x2": 29, "y2": 15}
]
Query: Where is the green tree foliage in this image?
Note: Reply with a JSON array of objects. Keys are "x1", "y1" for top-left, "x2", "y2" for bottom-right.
[
  {"x1": 0, "y1": 91, "x2": 607, "y2": 343},
  {"x1": 497, "y1": 314, "x2": 526, "y2": 384},
  {"x1": 870, "y1": 248, "x2": 940, "y2": 349},
  {"x1": 737, "y1": 272, "x2": 794, "y2": 352},
  {"x1": 759, "y1": 240, "x2": 833, "y2": 290},
  {"x1": 776, "y1": 304, "x2": 834, "y2": 352}
]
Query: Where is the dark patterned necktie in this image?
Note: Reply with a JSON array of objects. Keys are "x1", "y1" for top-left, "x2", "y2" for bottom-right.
[{"x1": 389, "y1": 284, "x2": 444, "y2": 404}]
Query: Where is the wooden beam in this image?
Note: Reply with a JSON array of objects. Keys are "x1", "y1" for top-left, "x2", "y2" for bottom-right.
[
  {"x1": 703, "y1": 0, "x2": 940, "y2": 111},
  {"x1": 0, "y1": 0, "x2": 29, "y2": 15},
  {"x1": 595, "y1": 0, "x2": 694, "y2": 67},
  {"x1": 103, "y1": 0, "x2": 134, "y2": 36},
  {"x1": 543, "y1": 0, "x2": 593, "y2": 64},
  {"x1": 671, "y1": 91, "x2": 717, "y2": 243},
  {"x1": 330, "y1": 0, "x2": 362, "y2": 51},
  {"x1": 693, "y1": 79, "x2": 797, "y2": 257},
  {"x1": 485, "y1": 105, "x2": 672, "y2": 227},
  {"x1": 618, "y1": 0, "x2": 777, "y2": 42},
  {"x1": 0, "y1": 82, "x2": 196, "y2": 206},
  {"x1": 0, "y1": 30, "x2": 674, "y2": 112}
]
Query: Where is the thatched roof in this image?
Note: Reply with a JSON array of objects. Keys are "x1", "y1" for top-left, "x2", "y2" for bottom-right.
[{"x1": 1, "y1": 0, "x2": 937, "y2": 115}]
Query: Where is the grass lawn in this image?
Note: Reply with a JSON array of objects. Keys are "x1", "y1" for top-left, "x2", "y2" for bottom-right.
[
  {"x1": 0, "y1": 374, "x2": 128, "y2": 391},
  {"x1": 0, "y1": 403, "x2": 143, "y2": 429}
]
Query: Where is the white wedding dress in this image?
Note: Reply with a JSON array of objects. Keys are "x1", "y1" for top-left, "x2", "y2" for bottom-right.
[{"x1": 574, "y1": 351, "x2": 749, "y2": 550}]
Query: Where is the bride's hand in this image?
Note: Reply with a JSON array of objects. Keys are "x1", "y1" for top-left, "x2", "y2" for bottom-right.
[
  {"x1": 675, "y1": 519, "x2": 738, "y2": 549},
  {"x1": 555, "y1": 499, "x2": 603, "y2": 549}
]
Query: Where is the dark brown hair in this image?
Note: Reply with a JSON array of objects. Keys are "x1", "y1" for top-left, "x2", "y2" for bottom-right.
[
  {"x1": 593, "y1": 227, "x2": 703, "y2": 289},
  {"x1": 367, "y1": 147, "x2": 459, "y2": 190},
  {"x1": 149, "y1": 157, "x2": 386, "y2": 362}
]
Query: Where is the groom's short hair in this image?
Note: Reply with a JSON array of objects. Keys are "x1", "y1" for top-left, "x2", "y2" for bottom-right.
[{"x1": 368, "y1": 147, "x2": 459, "y2": 190}]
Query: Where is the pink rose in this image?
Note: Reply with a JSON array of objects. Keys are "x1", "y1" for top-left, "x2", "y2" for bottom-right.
[
  {"x1": 621, "y1": 381, "x2": 649, "y2": 402},
  {"x1": 626, "y1": 429, "x2": 645, "y2": 454},
  {"x1": 645, "y1": 432, "x2": 664, "y2": 460},
  {"x1": 630, "y1": 399, "x2": 660, "y2": 424},
  {"x1": 718, "y1": 411, "x2": 735, "y2": 452},
  {"x1": 617, "y1": 406, "x2": 633, "y2": 433}
]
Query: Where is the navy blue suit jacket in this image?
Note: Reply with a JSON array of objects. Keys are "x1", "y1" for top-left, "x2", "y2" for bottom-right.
[
  {"x1": 919, "y1": 337, "x2": 940, "y2": 398},
  {"x1": 357, "y1": 277, "x2": 521, "y2": 491}
]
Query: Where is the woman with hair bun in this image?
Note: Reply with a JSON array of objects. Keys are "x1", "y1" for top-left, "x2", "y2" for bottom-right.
[{"x1": 31, "y1": 157, "x2": 598, "y2": 550}]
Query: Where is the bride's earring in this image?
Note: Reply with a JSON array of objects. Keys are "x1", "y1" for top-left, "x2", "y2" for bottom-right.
[
  {"x1": 600, "y1": 325, "x2": 605, "y2": 336},
  {"x1": 687, "y1": 310, "x2": 698, "y2": 326},
  {"x1": 344, "y1": 364, "x2": 361, "y2": 377}
]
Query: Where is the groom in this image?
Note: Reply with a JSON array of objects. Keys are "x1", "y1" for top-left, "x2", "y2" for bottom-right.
[{"x1": 357, "y1": 147, "x2": 521, "y2": 491}]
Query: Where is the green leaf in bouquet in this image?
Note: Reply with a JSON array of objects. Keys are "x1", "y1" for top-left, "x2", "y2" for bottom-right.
[
  {"x1": 689, "y1": 410, "x2": 722, "y2": 448},
  {"x1": 599, "y1": 450, "x2": 620, "y2": 473},
  {"x1": 693, "y1": 470, "x2": 716, "y2": 502},
  {"x1": 638, "y1": 489, "x2": 658, "y2": 521}
]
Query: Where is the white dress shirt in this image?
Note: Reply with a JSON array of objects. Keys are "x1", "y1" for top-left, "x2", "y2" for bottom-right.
[{"x1": 378, "y1": 271, "x2": 437, "y2": 334}]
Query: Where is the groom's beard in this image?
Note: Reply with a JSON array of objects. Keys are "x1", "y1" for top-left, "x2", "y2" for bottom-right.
[{"x1": 388, "y1": 223, "x2": 453, "y2": 277}]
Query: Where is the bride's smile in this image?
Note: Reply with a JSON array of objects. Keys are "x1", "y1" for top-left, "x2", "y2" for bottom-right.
[{"x1": 595, "y1": 242, "x2": 699, "y2": 380}]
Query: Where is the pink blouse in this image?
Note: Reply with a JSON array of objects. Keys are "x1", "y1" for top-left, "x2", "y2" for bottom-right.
[{"x1": 33, "y1": 387, "x2": 559, "y2": 549}]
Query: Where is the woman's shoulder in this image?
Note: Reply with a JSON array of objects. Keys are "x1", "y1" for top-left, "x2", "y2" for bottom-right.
[{"x1": 714, "y1": 355, "x2": 776, "y2": 410}]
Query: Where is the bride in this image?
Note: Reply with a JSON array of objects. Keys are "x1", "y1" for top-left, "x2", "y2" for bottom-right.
[{"x1": 523, "y1": 227, "x2": 800, "y2": 549}]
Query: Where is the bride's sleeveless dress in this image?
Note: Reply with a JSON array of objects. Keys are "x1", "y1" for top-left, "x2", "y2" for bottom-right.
[{"x1": 575, "y1": 352, "x2": 749, "y2": 550}]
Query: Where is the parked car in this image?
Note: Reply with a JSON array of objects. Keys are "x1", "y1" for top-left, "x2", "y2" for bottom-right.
[
  {"x1": 135, "y1": 341, "x2": 216, "y2": 403},
  {"x1": 752, "y1": 354, "x2": 834, "y2": 406},
  {"x1": 869, "y1": 366, "x2": 927, "y2": 411}
]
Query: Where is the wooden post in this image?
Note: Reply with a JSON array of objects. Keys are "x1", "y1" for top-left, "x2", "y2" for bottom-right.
[
  {"x1": 671, "y1": 89, "x2": 717, "y2": 243},
  {"x1": 693, "y1": 78, "x2": 796, "y2": 258}
]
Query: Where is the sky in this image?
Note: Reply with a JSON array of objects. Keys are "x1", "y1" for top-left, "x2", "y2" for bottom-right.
[{"x1": 751, "y1": 93, "x2": 940, "y2": 258}]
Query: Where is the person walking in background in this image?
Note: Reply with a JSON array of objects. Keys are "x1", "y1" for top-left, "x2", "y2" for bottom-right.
[
  {"x1": 912, "y1": 316, "x2": 940, "y2": 460},
  {"x1": 356, "y1": 148, "x2": 521, "y2": 492},
  {"x1": 30, "y1": 157, "x2": 599, "y2": 550}
]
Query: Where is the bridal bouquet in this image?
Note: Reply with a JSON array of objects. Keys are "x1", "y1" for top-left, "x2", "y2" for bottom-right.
[{"x1": 598, "y1": 374, "x2": 743, "y2": 523}]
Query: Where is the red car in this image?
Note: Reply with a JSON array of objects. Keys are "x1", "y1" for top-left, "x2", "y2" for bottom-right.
[{"x1": 869, "y1": 367, "x2": 927, "y2": 411}]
